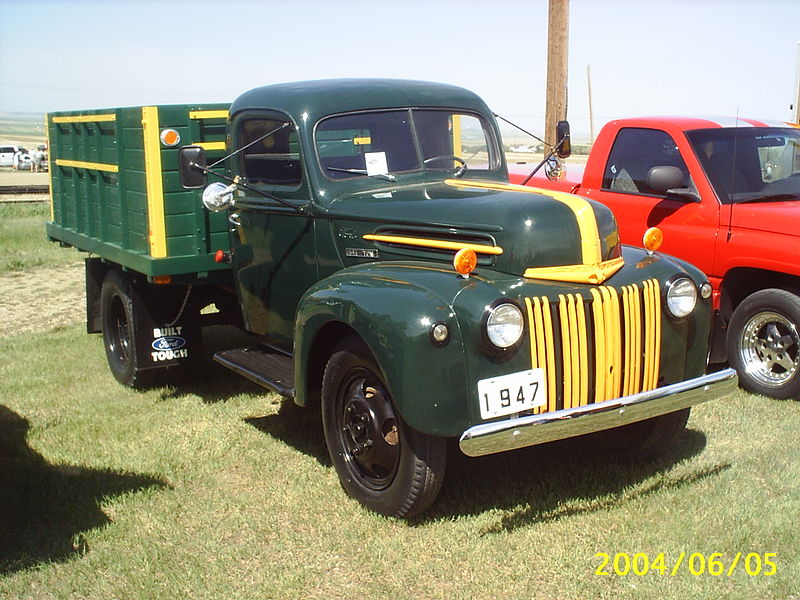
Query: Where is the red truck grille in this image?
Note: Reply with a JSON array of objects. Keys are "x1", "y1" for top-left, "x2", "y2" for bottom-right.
[{"x1": 523, "y1": 279, "x2": 662, "y2": 413}]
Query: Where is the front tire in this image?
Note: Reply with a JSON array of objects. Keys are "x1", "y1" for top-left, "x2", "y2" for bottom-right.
[
  {"x1": 727, "y1": 289, "x2": 800, "y2": 399},
  {"x1": 321, "y1": 338, "x2": 446, "y2": 518}
]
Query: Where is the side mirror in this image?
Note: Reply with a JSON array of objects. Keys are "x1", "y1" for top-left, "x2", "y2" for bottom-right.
[
  {"x1": 178, "y1": 146, "x2": 208, "y2": 189},
  {"x1": 646, "y1": 165, "x2": 701, "y2": 202},
  {"x1": 555, "y1": 120, "x2": 571, "y2": 158}
]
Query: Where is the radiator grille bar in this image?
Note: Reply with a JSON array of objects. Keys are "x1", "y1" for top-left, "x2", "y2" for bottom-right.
[{"x1": 524, "y1": 280, "x2": 661, "y2": 413}]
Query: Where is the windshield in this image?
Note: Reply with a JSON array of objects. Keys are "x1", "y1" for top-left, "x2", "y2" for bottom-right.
[
  {"x1": 315, "y1": 109, "x2": 500, "y2": 181},
  {"x1": 686, "y1": 127, "x2": 800, "y2": 204}
]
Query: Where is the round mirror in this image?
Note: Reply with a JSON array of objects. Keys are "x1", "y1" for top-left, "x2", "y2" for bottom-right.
[
  {"x1": 544, "y1": 156, "x2": 564, "y2": 181},
  {"x1": 202, "y1": 182, "x2": 233, "y2": 211}
]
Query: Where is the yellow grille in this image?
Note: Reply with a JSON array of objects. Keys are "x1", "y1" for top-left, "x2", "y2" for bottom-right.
[{"x1": 523, "y1": 279, "x2": 661, "y2": 413}]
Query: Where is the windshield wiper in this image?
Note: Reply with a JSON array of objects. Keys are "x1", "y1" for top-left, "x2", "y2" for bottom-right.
[
  {"x1": 733, "y1": 193, "x2": 799, "y2": 204},
  {"x1": 327, "y1": 167, "x2": 396, "y2": 182}
]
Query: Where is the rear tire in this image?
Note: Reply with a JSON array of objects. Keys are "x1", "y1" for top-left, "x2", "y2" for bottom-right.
[
  {"x1": 100, "y1": 270, "x2": 155, "y2": 388},
  {"x1": 321, "y1": 338, "x2": 446, "y2": 518},
  {"x1": 592, "y1": 408, "x2": 690, "y2": 459}
]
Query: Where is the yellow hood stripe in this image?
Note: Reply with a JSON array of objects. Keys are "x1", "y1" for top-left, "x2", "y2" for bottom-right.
[
  {"x1": 363, "y1": 233, "x2": 503, "y2": 255},
  {"x1": 444, "y1": 179, "x2": 603, "y2": 265}
]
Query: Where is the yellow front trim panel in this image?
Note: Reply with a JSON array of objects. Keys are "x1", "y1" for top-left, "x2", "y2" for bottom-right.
[
  {"x1": 52, "y1": 114, "x2": 116, "y2": 124},
  {"x1": 524, "y1": 257, "x2": 624, "y2": 285},
  {"x1": 55, "y1": 159, "x2": 119, "y2": 173},
  {"x1": 141, "y1": 106, "x2": 168, "y2": 258},
  {"x1": 524, "y1": 279, "x2": 662, "y2": 413},
  {"x1": 363, "y1": 234, "x2": 503, "y2": 255}
]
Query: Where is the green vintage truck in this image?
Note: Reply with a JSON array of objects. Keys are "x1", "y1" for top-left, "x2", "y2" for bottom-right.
[{"x1": 47, "y1": 79, "x2": 736, "y2": 517}]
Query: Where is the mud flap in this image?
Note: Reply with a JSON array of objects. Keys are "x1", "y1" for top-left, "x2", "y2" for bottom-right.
[{"x1": 132, "y1": 283, "x2": 201, "y2": 371}]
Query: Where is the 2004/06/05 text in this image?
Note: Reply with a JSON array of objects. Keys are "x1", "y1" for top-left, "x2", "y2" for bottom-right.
[{"x1": 595, "y1": 552, "x2": 777, "y2": 577}]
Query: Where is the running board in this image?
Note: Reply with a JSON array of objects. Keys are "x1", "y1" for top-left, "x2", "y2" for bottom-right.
[{"x1": 214, "y1": 347, "x2": 295, "y2": 398}]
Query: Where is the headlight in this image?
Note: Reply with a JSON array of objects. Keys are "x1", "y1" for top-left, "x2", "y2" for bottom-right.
[
  {"x1": 202, "y1": 182, "x2": 234, "y2": 212},
  {"x1": 665, "y1": 277, "x2": 697, "y2": 318},
  {"x1": 485, "y1": 302, "x2": 524, "y2": 349}
]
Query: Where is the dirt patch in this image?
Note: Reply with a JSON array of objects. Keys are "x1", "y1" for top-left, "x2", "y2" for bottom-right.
[{"x1": 0, "y1": 262, "x2": 85, "y2": 338}]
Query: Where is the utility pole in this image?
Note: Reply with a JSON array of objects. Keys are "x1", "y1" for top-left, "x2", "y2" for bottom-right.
[
  {"x1": 545, "y1": 0, "x2": 569, "y2": 147},
  {"x1": 793, "y1": 40, "x2": 800, "y2": 124},
  {"x1": 587, "y1": 64, "x2": 595, "y2": 144}
]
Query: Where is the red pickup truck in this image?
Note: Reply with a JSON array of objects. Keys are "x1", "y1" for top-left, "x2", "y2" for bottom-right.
[{"x1": 511, "y1": 116, "x2": 800, "y2": 399}]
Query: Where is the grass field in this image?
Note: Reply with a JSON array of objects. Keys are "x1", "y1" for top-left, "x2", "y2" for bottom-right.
[{"x1": 1, "y1": 204, "x2": 799, "y2": 599}]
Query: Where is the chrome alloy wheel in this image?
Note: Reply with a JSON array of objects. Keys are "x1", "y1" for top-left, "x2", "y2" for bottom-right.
[{"x1": 738, "y1": 310, "x2": 800, "y2": 388}]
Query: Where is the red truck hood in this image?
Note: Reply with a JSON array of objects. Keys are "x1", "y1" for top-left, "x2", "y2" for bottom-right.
[{"x1": 730, "y1": 201, "x2": 800, "y2": 236}]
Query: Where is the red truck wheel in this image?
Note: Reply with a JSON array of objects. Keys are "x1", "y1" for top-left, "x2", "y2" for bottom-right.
[
  {"x1": 321, "y1": 338, "x2": 446, "y2": 518},
  {"x1": 727, "y1": 289, "x2": 800, "y2": 399},
  {"x1": 100, "y1": 271, "x2": 155, "y2": 389}
]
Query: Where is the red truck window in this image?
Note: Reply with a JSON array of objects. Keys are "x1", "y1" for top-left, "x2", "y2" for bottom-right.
[
  {"x1": 686, "y1": 127, "x2": 800, "y2": 204},
  {"x1": 602, "y1": 128, "x2": 693, "y2": 196}
]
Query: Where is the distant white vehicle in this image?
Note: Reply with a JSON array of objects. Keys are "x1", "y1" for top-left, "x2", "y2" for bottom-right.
[{"x1": 0, "y1": 145, "x2": 31, "y2": 168}]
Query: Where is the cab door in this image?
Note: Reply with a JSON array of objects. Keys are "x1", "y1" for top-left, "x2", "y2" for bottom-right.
[
  {"x1": 582, "y1": 127, "x2": 720, "y2": 275},
  {"x1": 228, "y1": 113, "x2": 317, "y2": 350}
]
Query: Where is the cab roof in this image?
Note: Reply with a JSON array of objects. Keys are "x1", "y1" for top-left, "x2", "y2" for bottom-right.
[{"x1": 229, "y1": 78, "x2": 492, "y2": 123}]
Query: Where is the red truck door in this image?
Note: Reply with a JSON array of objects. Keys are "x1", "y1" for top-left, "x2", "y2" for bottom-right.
[{"x1": 579, "y1": 127, "x2": 720, "y2": 275}]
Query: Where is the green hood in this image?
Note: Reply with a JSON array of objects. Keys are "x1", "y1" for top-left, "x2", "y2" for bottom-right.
[{"x1": 326, "y1": 179, "x2": 621, "y2": 278}]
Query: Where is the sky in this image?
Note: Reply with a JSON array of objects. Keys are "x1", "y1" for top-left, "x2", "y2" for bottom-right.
[{"x1": 1, "y1": 0, "x2": 799, "y2": 140}]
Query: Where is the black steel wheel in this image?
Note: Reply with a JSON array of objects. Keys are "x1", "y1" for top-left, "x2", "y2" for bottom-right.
[
  {"x1": 727, "y1": 289, "x2": 800, "y2": 399},
  {"x1": 592, "y1": 408, "x2": 690, "y2": 459},
  {"x1": 321, "y1": 338, "x2": 446, "y2": 518},
  {"x1": 100, "y1": 270, "x2": 154, "y2": 388}
]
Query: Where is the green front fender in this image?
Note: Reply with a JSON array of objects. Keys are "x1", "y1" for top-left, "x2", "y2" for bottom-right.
[{"x1": 293, "y1": 262, "x2": 473, "y2": 437}]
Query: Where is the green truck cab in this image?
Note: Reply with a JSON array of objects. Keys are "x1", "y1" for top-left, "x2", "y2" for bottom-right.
[{"x1": 47, "y1": 79, "x2": 736, "y2": 517}]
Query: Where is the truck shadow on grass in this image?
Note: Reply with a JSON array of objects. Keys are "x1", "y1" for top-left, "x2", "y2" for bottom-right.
[
  {"x1": 156, "y1": 329, "x2": 730, "y2": 524},
  {"x1": 236, "y1": 391, "x2": 730, "y2": 525},
  {"x1": 0, "y1": 406, "x2": 169, "y2": 575},
  {"x1": 244, "y1": 401, "x2": 331, "y2": 467},
  {"x1": 157, "y1": 326, "x2": 273, "y2": 404},
  {"x1": 423, "y1": 427, "x2": 730, "y2": 528}
]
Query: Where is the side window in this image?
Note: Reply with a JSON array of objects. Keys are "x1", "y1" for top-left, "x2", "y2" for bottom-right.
[
  {"x1": 238, "y1": 117, "x2": 301, "y2": 186},
  {"x1": 602, "y1": 128, "x2": 692, "y2": 195}
]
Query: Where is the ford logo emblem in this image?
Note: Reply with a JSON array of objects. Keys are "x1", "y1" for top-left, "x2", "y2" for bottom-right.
[{"x1": 151, "y1": 336, "x2": 186, "y2": 351}]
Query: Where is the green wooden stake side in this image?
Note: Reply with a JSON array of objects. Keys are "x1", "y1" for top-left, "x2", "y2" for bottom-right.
[{"x1": 46, "y1": 103, "x2": 232, "y2": 281}]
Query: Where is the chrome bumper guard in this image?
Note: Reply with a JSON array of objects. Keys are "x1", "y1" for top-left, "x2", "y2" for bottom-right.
[{"x1": 459, "y1": 368, "x2": 738, "y2": 457}]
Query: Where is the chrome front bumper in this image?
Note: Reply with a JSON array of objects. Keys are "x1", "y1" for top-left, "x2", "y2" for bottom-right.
[{"x1": 459, "y1": 368, "x2": 738, "y2": 457}]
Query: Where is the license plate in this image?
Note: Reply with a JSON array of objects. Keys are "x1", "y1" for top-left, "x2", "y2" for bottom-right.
[{"x1": 477, "y1": 369, "x2": 546, "y2": 420}]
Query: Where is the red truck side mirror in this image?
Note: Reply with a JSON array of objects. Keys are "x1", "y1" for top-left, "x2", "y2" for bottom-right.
[{"x1": 646, "y1": 166, "x2": 701, "y2": 202}]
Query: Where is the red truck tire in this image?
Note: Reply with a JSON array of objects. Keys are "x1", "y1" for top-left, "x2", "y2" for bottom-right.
[{"x1": 727, "y1": 289, "x2": 800, "y2": 399}]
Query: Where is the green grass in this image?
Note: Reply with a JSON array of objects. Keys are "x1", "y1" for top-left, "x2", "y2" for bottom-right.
[
  {"x1": 0, "y1": 202, "x2": 797, "y2": 598},
  {"x1": 0, "y1": 203, "x2": 80, "y2": 273},
  {"x1": 1, "y1": 322, "x2": 798, "y2": 599}
]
